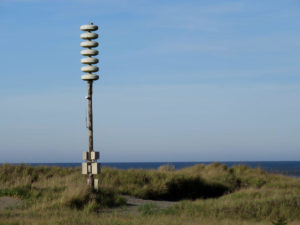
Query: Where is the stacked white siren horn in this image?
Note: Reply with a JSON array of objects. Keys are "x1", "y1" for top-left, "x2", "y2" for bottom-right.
[{"x1": 80, "y1": 22, "x2": 99, "y2": 81}]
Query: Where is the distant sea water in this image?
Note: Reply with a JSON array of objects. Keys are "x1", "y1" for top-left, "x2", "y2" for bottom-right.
[{"x1": 14, "y1": 161, "x2": 300, "y2": 177}]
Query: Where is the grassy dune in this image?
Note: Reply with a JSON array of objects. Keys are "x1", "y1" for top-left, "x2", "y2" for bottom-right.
[{"x1": 0, "y1": 163, "x2": 299, "y2": 225}]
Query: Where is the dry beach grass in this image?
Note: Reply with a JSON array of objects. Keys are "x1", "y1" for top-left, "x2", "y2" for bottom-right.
[{"x1": 0, "y1": 163, "x2": 300, "y2": 224}]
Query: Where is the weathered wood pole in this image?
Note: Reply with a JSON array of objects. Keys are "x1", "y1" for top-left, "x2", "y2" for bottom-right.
[
  {"x1": 88, "y1": 81, "x2": 94, "y2": 152},
  {"x1": 87, "y1": 81, "x2": 94, "y2": 189}
]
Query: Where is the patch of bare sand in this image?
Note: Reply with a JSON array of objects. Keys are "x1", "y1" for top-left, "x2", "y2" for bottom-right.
[
  {"x1": 0, "y1": 197, "x2": 23, "y2": 210},
  {"x1": 102, "y1": 195, "x2": 177, "y2": 214}
]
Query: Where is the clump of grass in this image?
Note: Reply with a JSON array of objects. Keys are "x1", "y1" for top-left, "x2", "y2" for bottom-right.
[
  {"x1": 157, "y1": 164, "x2": 175, "y2": 172},
  {"x1": 61, "y1": 184, "x2": 91, "y2": 209},
  {"x1": 0, "y1": 185, "x2": 32, "y2": 199},
  {"x1": 272, "y1": 217, "x2": 288, "y2": 225},
  {"x1": 138, "y1": 203, "x2": 160, "y2": 215},
  {"x1": 56, "y1": 184, "x2": 126, "y2": 211},
  {"x1": 178, "y1": 163, "x2": 242, "y2": 191}
]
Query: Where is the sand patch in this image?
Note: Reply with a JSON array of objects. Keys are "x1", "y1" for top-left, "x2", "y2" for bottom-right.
[{"x1": 0, "y1": 197, "x2": 23, "y2": 210}]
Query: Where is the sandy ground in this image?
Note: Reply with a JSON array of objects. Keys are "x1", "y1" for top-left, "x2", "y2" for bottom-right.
[
  {"x1": 101, "y1": 195, "x2": 177, "y2": 214},
  {"x1": 0, "y1": 195, "x2": 176, "y2": 213},
  {"x1": 123, "y1": 195, "x2": 176, "y2": 209},
  {"x1": 0, "y1": 197, "x2": 23, "y2": 211}
]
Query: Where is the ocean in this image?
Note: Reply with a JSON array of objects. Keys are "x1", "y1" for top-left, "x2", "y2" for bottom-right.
[{"x1": 18, "y1": 161, "x2": 300, "y2": 177}]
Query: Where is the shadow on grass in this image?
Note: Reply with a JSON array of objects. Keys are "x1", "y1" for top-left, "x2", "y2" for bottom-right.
[
  {"x1": 165, "y1": 176, "x2": 228, "y2": 200},
  {"x1": 145, "y1": 176, "x2": 229, "y2": 201}
]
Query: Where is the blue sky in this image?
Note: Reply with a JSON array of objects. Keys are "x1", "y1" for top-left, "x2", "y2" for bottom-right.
[{"x1": 0, "y1": 0, "x2": 300, "y2": 162}]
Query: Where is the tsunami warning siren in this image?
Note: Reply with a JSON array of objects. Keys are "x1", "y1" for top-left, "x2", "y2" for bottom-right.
[{"x1": 80, "y1": 22, "x2": 100, "y2": 190}]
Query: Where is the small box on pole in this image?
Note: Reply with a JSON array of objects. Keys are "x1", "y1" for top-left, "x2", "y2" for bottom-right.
[
  {"x1": 82, "y1": 152, "x2": 89, "y2": 160},
  {"x1": 82, "y1": 162, "x2": 88, "y2": 175},
  {"x1": 91, "y1": 151, "x2": 99, "y2": 160},
  {"x1": 91, "y1": 162, "x2": 100, "y2": 174}
]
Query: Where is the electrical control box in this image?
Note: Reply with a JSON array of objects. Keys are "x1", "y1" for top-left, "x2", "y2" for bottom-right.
[
  {"x1": 91, "y1": 151, "x2": 99, "y2": 160},
  {"x1": 82, "y1": 151, "x2": 100, "y2": 161},
  {"x1": 82, "y1": 152, "x2": 89, "y2": 160},
  {"x1": 91, "y1": 162, "x2": 100, "y2": 174},
  {"x1": 82, "y1": 162, "x2": 88, "y2": 174}
]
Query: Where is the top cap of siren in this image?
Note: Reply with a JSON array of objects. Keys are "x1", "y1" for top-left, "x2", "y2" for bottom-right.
[{"x1": 80, "y1": 22, "x2": 98, "y2": 31}]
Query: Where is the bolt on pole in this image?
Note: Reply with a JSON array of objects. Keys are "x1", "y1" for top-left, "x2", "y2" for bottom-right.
[{"x1": 80, "y1": 22, "x2": 100, "y2": 190}]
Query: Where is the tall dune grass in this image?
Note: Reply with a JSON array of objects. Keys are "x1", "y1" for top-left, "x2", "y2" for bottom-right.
[{"x1": 1, "y1": 163, "x2": 300, "y2": 224}]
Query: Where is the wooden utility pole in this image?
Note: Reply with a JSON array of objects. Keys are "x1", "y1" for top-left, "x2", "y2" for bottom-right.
[
  {"x1": 88, "y1": 81, "x2": 94, "y2": 152},
  {"x1": 87, "y1": 81, "x2": 94, "y2": 188}
]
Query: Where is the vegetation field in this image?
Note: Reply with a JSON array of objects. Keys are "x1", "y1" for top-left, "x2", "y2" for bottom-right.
[{"x1": 0, "y1": 163, "x2": 300, "y2": 225}]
